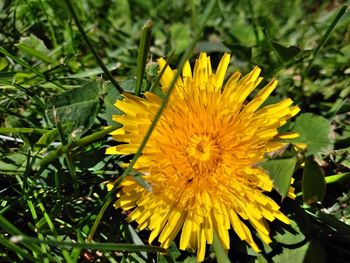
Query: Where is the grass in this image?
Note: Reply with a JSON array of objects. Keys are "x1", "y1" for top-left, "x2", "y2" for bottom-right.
[{"x1": 1, "y1": 0, "x2": 350, "y2": 262}]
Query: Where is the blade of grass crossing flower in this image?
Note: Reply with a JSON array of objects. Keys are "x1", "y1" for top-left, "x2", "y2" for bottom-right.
[
  {"x1": 135, "y1": 20, "x2": 153, "y2": 96},
  {"x1": 213, "y1": 230, "x2": 231, "y2": 263},
  {"x1": 63, "y1": 0, "x2": 124, "y2": 94},
  {"x1": 88, "y1": 0, "x2": 218, "y2": 243},
  {"x1": 304, "y1": 6, "x2": 348, "y2": 77}
]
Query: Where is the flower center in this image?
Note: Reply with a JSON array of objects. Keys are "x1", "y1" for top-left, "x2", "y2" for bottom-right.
[{"x1": 186, "y1": 135, "x2": 221, "y2": 172}]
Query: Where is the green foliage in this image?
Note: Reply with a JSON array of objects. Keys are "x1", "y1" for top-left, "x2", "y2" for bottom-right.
[
  {"x1": 0, "y1": 0, "x2": 350, "y2": 262},
  {"x1": 272, "y1": 240, "x2": 326, "y2": 263},
  {"x1": 290, "y1": 113, "x2": 334, "y2": 157},
  {"x1": 302, "y1": 157, "x2": 326, "y2": 204},
  {"x1": 260, "y1": 155, "x2": 297, "y2": 198}
]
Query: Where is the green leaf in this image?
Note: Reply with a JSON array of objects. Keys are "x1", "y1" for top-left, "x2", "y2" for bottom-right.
[
  {"x1": 274, "y1": 219, "x2": 305, "y2": 245},
  {"x1": 302, "y1": 157, "x2": 326, "y2": 204},
  {"x1": 46, "y1": 82, "x2": 101, "y2": 137},
  {"x1": 272, "y1": 239, "x2": 326, "y2": 263},
  {"x1": 47, "y1": 81, "x2": 100, "y2": 108},
  {"x1": 290, "y1": 113, "x2": 333, "y2": 157},
  {"x1": 273, "y1": 208, "x2": 310, "y2": 246},
  {"x1": 260, "y1": 157, "x2": 297, "y2": 198}
]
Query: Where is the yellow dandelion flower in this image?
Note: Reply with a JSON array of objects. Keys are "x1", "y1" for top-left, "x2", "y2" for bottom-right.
[{"x1": 106, "y1": 53, "x2": 300, "y2": 261}]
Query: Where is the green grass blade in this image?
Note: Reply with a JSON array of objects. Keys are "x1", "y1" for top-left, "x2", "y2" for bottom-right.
[
  {"x1": 304, "y1": 6, "x2": 348, "y2": 77},
  {"x1": 135, "y1": 20, "x2": 153, "y2": 96},
  {"x1": 0, "y1": 127, "x2": 49, "y2": 134},
  {"x1": 325, "y1": 172, "x2": 350, "y2": 184},
  {"x1": 12, "y1": 235, "x2": 169, "y2": 253}
]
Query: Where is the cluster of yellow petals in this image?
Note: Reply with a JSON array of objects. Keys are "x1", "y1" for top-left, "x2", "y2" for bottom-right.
[{"x1": 106, "y1": 53, "x2": 300, "y2": 261}]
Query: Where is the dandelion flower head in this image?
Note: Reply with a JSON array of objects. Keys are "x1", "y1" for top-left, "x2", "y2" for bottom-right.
[{"x1": 106, "y1": 53, "x2": 300, "y2": 261}]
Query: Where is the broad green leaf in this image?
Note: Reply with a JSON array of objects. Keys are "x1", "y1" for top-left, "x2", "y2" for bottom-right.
[
  {"x1": 272, "y1": 239, "x2": 326, "y2": 263},
  {"x1": 46, "y1": 82, "x2": 101, "y2": 137},
  {"x1": 290, "y1": 113, "x2": 333, "y2": 157},
  {"x1": 274, "y1": 219, "x2": 306, "y2": 245},
  {"x1": 47, "y1": 81, "x2": 100, "y2": 108},
  {"x1": 260, "y1": 157, "x2": 297, "y2": 198},
  {"x1": 274, "y1": 201, "x2": 311, "y2": 246},
  {"x1": 302, "y1": 157, "x2": 326, "y2": 204}
]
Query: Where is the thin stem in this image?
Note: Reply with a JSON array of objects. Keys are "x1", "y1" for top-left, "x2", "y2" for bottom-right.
[
  {"x1": 38, "y1": 126, "x2": 118, "y2": 172},
  {"x1": 63, "y1": 0, "x2": 124, "y2": 94},
  {"x1": 303, "y1": 6, "x2": 348, "y2": 77},
  {"x1": 135, "y1": 20, "x2": 153, "y2": 96}
]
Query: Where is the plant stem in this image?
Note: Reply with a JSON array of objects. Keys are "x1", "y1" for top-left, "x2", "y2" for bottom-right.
[
  {"x1": 63, "y1": 0, "x2": 124, "y2": 94},
  {"x1": 38, "y1": 126, "x2": 118, "y2": 172}
]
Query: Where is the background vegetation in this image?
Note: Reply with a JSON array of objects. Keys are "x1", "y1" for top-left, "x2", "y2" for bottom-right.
[{"x1": 0, "y1": 0, "x2": 350, "y2": 262}]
